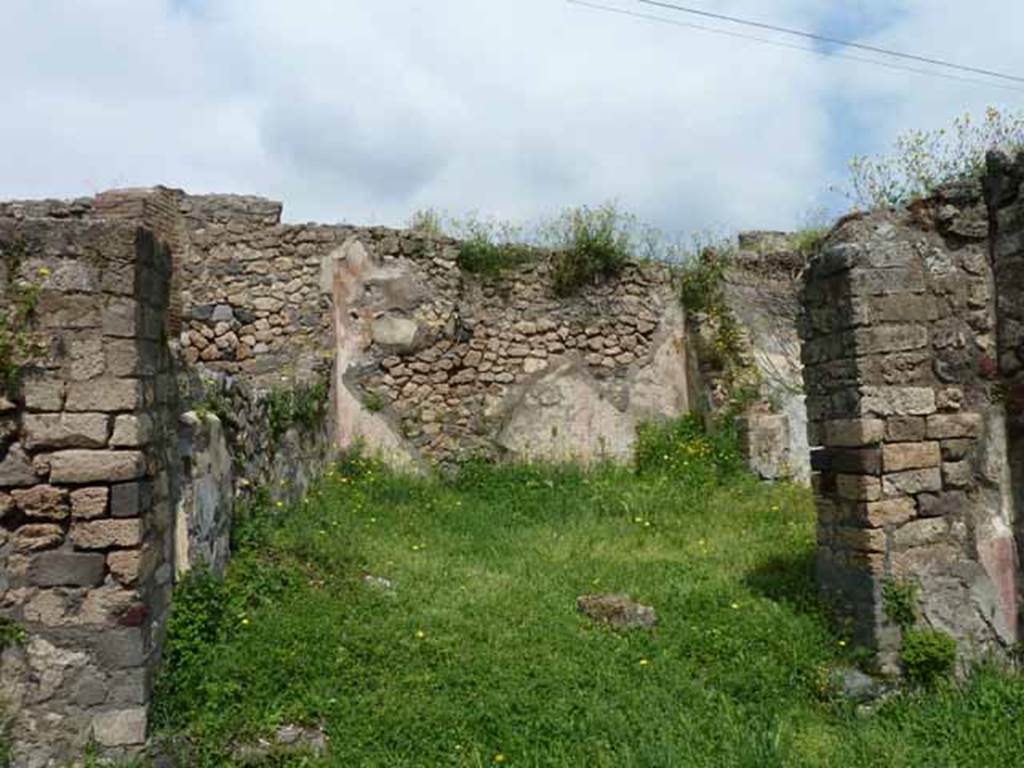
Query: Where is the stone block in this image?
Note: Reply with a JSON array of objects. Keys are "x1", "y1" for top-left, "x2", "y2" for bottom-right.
[
  {"x1": 22, "y1": 377, "x2": 65, "y2": 411},
  {"x1": 836, "y1": 474, "x2": 882, "y2": 502},
  {"x1": 892, "y1": 518, "x2": 948, "y2": 550},
  {"x1": 65, "y1": 379, "x2": 141, "y2": 412},
  {"x1": 853, "y1": 325, "x2": 928, "y2": 355},
  {"x1": 71, "y1": 518, "x2": 143, "y2": 550},
  {"x1": 942, "y1": 460, "x2": 973, "y2": 489},
  {"x1": 849, "y1": 266, "x2": 926, "y2": 296},
  {"x1": 69, "y1": 338, "x2": 106, "y2": 381},
  {"x1": 105, "y1": 339, "x2": 145, "y2": 377},
  {"x1": 927, "y1": 413, "x2": 982, "y2": 439},
  {"x1": 110, "y1": 414, "x2": 153, "y2": 447},
  {"x1": 70, "y1": 487, "x2": 109, "y2": 519},
  {"x1": 13, "y1": 523, "x2": 64, "y2": 552},
  {"x1": 825, "y1": 419, "x2": 885, "y2": 447},
  {"x1": 860, "y1": 386, "x2": 936, "y2": 417},
  {"x1": 23, "y1": 412, "x2": 110, "y2": 449},
  {"x1": 372, "y1": 316, "x2": 421, "y2": 352},
  {"x1": 885, "y1": 417, "x2": 926, "y2": 442},
  {"x1": 829, "y1": 448, "x2": 881, "y2": 475},
  {"x1": 48, "y1": 450, "x2": 146, "y2": 483},
  {"x1": 918, "y1": 491, "x2": 968, "y2": 518},
  {"x1": 111, "y1": 481, "x2": 152, "y2": 518},
  {"x1": 0, "y1": 445, "x2": 41, "y2": 487},
  {"x1": 861, "y1": 498, "x2": 916, "y2": 528},
  {"x1": 75, "y1": 672, "x2": 110, "y2": 707},
  {"x1": 883, "y1": 468, "x2": 942, "y2": 497},
  {"x1": 108, "y1": 669, "x2": 149, "y2": 705},
  {"x1": 11, "y1": 485, "x2": 69, "y2": 520},
  {"x1": 940, "y1": 439, "x2": 973, "y2": 462},
  {"x1": 102, "y1": 298, "x2": 139, "y2": 338},
  {"x1": 28, "y1": 551, "x2": 106, "y2": 587},
  {"x1": 834, "y1": 526, "x2": 886, "y2": 553},
  {"x1": 92, "y1": 708, "x2": 148, "y2": 747},
  {"x1": 97, "y1": 627, "x2": 148, "y2": 669},
  {"x1": 107, "y1": 549, "x2": 142, "y2": 585},
  {"x1": 882, "y1": 442, "x2": 941, "y2": 472}
]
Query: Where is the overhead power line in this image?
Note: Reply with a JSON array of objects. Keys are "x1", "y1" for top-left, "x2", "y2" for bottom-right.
[
  {"x1": 565, "y1": 0, "x2": 1024, "y2": 94},
  {"x1": 639, "y1": 0, "x2": 1024, "y2": 85}
]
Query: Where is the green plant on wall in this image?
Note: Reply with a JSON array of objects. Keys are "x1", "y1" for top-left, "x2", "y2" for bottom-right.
[
  {"x1": 843, "y1": 106, "x2": 1024, "y2": 209},
  {"x1": 880, "y1": 577, "x2": 957, "y2": 685},
  {"x1": 882, "y1": 577, "x2": 919, "y2": 631},
  {"x1": 546, "y1": 203, "x2": 632, "y2": 296},
  {"x1": 901, "y1": 628, "x2": 957, "y2": 686},
  {"x1": 0, "y1": 240, "x2": 45, "y2": 398},
  {"x1": 678, "y1": 244, "x2": 761, "y2": 410},
  {"x1": 0, "y1": 618, "x2": 26, "y2": 652},
  {"x1": 266, "y1": 380, "x2": 328, "y2": 441},
  {"x1": 448, "y1": 213, "x2": 535, "y2": 276},
  {"x1": 408, "y1": 208, "x2": 445, "y2": 237}
]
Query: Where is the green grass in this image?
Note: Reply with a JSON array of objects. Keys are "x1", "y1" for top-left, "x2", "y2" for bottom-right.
[{"x1": 153, "y1": 439, "x2": 1024, "y2": 766}]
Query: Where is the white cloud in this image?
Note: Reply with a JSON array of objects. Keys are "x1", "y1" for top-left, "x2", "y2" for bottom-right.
[{"x1": 0, "y1": 0, "x2": 1020, "y2": 233}]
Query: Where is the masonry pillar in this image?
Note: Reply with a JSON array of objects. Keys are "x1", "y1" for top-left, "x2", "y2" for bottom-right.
[
  {"x1": 0, "y1": 219, "x2": 177, "y2": 765},
  {"x1": 986, "y1": 150, "x2": 1024, "y2": 641},
  {"x1": 801, "y1": 189, "x2": 1018, "y2": 671}
]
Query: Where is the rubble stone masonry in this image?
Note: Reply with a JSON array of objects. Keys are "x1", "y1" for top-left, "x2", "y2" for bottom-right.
[{"x1": 801, "y1": 171, "x2": 1020, "y2": 670}]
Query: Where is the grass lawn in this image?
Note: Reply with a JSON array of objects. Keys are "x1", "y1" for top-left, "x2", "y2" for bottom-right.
[{"x1": 153, "y1": 425, "x2": 1024, "y2": 767}]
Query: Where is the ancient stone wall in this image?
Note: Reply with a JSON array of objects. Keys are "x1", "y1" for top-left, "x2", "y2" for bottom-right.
[
  {"x1": 801, "y1": 181, "x2": 1018, "y2": 669},
  {"x1": 330, "y1": 239, "x2": 688, "y2": 466},
  {"x1": 0, "y1": 217, "x2": 178, "y2": 764},
  {"x1": 725, "y1": 232, "x2": 811, "y2": 483},
  {"x1": 170, "y1": 196, "x2": 690, "y2": 467}
]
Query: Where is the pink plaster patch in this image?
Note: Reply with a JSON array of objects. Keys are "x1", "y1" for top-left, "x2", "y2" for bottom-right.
[{"x1": 978, "y1": 535, "x2": 1019, "y2": 643}]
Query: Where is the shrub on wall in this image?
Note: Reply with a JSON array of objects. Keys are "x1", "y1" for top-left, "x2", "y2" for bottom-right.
[
  {"x1": 546, "y1": 203, "x2": 633, "y2": 296},
  {"x1": 266, "y1": 380, "x2": 329, "y2": 441},
  {"x1": 844, "y1": 106, "x2": 1024, "y2": 209}
]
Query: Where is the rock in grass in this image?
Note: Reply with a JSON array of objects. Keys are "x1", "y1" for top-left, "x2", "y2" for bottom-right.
[
  {"x1": 231, "y1": 724, "x2": 329, "y2": 764},
  {"x1": 830, "y1": 666, "x2": 891, "y2": 705},
  {"x1": 576, "y1": 594, "x2": 657, "y2": 631},
  {"x1": 362, "y1": 573, "x2": 395, "y2": 593}
]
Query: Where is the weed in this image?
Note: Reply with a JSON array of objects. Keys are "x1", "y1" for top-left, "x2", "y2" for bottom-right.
[
  {"x1": 457, "y1": 237, "x2": 534, "y2": 276},
  {"x1": 546, "y1": 203, "x2": 632, "y2": 295},
  {"x1": 362, "y1": 389, "x2": 386, "y2": 413},
  {"x1": 0, "y1": 619, "x2": 25, "y2": 652},
  {"x1": 901, "y1": 628, "x2": 958, "y2": 686},
  {"x1": 266, "y1": 380, "x2": 329, "y2": 441},
  {"x1": 195, "y1": 376, "x2": 234, "y2": 427},
  {"x1": 151, "y1": 568, "x2": 232, "y2": 727},
  {"x1": 882, "y1": 577, "x2": 919, "y2": 631},
  {"x1": 0, "y1": 239, "x2": 45, "y2": 398},
  {"x1": 408, "y1": 208, "x2": 445, "y2": 237},
  {"x1": 678, "y1": 245, "x2": 762, "y2": 409},
  {"x1": 634, "y1": 414, "x2": 744, "y2": 484},
  {"x1": 843, "y1": 106, "x2": 1024, "y2": 209},
  {"x1": 791, "y1": 226, "x2": 830, "y2": 257}
]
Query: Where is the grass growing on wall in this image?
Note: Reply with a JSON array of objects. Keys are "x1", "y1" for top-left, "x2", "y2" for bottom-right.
[
  {"x1": 152, "y1": 421, "x2": 1024, "y2": 767},
  {"x1": 416, "y1": 203, "x2": 687, "y2": 290},
  {"x1": 0, "y1": 239, "x2": 44, "y2": 398}
]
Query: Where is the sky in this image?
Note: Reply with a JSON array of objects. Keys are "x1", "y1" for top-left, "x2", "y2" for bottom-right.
[{"x1": 1, "y1": 0, "x2": 1022, "y2": 235}]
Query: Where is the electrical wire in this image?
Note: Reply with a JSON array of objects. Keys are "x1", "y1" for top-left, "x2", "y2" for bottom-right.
[
  {"x1": 566, "y1": 0, "x2": 1024, "y2": 94},
  {"x1": 639, "y1": 0, "x2": 1024, "y2": 84}
]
